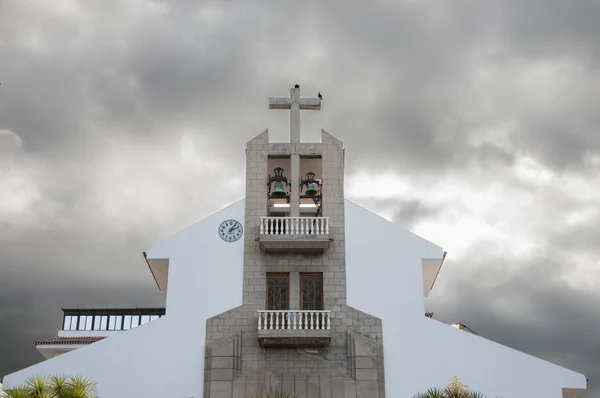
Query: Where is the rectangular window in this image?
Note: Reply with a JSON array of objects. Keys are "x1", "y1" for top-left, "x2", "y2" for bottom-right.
[
  {"x1": 140, "y1": 315, "x2": 150, "y2": 325},
  {"x1": 123, "y1": 315, "x2": 132, "y2": 330},
  {"x1": 78, "y1": 316, "x2": 87, "y2": 331},
  {"x1": 108, "y1": 315, "x2": 118, "y2": 330},
  {"x1": 85, "y1": 316, "x2": 93, "y2": 330},
  {"x1": 93, "y1": 315, "x2": 102, "y2": 331},
  {"x1": 266, "y1": 273, "x2": 289, "y2": 311},
  {"x1": 300, "y1": 273, "x2": 323, "y2": 311},
  {"x1": 63, "y1": 315, "x2": 72, "y2": 330}
]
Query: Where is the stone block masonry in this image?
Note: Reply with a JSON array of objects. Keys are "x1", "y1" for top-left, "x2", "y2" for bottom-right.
[{"x1": 203, "y1": 129, "x2": 385, "y2": 398}]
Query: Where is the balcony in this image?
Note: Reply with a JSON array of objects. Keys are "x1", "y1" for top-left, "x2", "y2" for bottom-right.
[
  {"x1": 257, "y1": 310, "x2": 331, "y2": 347},
  {"x1": 258, "y1": 217, "x2": 331, "y2": 253}
]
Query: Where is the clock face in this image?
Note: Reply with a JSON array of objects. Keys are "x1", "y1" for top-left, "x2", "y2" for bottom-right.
[{"x1": 218, "y1": 219, "x2": 243, "y2": 242}]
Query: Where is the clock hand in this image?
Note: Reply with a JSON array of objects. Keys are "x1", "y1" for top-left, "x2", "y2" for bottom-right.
[{"x1": 228, "y1": 225, "x2": 239, "y2": 233}]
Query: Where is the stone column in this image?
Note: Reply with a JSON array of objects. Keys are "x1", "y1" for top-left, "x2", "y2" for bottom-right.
[
  {"x1": 290, "y1": 272, "x2": 300, "y2": 310},
  {"x1": 290, "y1": 153, "x2": 300, "y2": 217},
  {"x1": 290, "y1": 87, "x2": 300, "y2": 144}
]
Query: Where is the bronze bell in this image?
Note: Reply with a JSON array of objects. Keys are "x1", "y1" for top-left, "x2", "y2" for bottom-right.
[
  {"x1": 305, "y1": 182, "x2": 318, "y2": 196},
  {"x1": 304, "y1": 172, "x2": 318, "y2": 196},
  {"x1": 270, "y1": 167, "x2": 288, "y2": 198},
  {"x1": 271, "y1": 181, "x2": 287, "y2": 198}
]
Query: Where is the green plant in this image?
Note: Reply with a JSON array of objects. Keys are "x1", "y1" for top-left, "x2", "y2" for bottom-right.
[
  {"x1": 414, "y1": 388, "x2": 445, "y2": 398},
  {"x1": 413, "y1": 376, "x2": 489, "y2": 398},
  {"x1": 3, "y1": 375, "x2": 97, "y2": 398}
]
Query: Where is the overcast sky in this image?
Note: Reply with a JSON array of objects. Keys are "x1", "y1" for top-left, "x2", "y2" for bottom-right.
[{"x1": 1, "y1": 0, "x2": 599, "y2": 395}]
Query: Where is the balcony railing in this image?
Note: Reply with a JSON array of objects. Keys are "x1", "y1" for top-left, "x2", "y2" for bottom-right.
[
  {"x1": 260, "y1": 217, "x2": 329, "y2": 236},
  {"x1": 257, "y1": 310, "x2": 331, "y2": 331}
]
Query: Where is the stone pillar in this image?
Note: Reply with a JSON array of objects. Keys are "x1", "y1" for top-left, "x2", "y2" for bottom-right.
[
  {"x1": 290, "y1": 87, "x2": 300, "y2": 143},
  {"x1": 290, "y1": 271, "x2": 300, "y2": 310},
  {"x1": 290, "y1": 153, "x2": 300, "y2": 217},
  {"x1": 289, "y1": 88, "x2": 301, "y2": 217}
]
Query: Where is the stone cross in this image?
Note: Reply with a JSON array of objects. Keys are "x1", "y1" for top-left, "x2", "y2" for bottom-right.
[{"x1": 269, "y1": 86, "x2": 321, "y2": 143}]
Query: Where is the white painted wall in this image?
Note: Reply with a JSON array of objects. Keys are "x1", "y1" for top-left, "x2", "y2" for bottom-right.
[
  {"x1": 345, "y1": 199, "x2": 587, "y2": 398},
  {"x1": 3, "y1": 199, "x2": 245, "y2": 398},
  {"x1": 146, "y1": 199, "x2": 245, "y2": 319}
]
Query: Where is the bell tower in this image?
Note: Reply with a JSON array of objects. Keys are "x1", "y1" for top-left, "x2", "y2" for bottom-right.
[
  {"x1": 203, "y1": 86, "x2": 385, "y2": 398},
  {"x1": 266, "y1": 86, "x2": 323, "y2": 218}
]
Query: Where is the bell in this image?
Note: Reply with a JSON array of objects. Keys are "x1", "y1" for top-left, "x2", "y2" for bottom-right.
[
  {"x1": 271, "y1": 181, "x2": 287, "y2": 198},
  {"x1": 305, "y1": 182, "x2": 318, "y2": 196},
  {"x1": 303, "y1": 172, "x2": 318, "y2": 196}
]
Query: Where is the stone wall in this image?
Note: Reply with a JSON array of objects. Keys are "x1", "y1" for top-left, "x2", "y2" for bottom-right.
[
  {"x1": 203, "y1": 130, "x2": 385, "y2": 398},
  {"x1": 204, "y1": 306, "x2": 384, "y2": 397}
]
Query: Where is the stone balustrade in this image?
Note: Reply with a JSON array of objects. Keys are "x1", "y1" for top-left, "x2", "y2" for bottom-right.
[
  {"x1": 257, "y1": 310, "x2": 331, "y2": 331},
  {"x1": 260, "y1": 217, "x2": 329, "y2": 236}
]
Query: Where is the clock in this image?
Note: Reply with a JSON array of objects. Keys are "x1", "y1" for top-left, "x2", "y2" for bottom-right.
[{"x1": 218, "y1": 219, "x2": 243, "y2": 242}]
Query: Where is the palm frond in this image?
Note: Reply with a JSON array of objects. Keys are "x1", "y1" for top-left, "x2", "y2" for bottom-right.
[
  {"x1": 413, "y1": 387, "x2": 445, "y2": 398},
  {"x1": 64, "y1": 376, "x2": 98, "y2": 398},
  {"x1": 4, "y1": 374, "x2": 99, "y2": 398},
  {"x1": 445, "y1": 389, "x2": 469, "y2": 398},
  {"x1": 49, "y1": 374, "x2": 68, "y2": 397},
  {"x1": 25, "y1": 374, "x2": 50, "y2": 395},
  {"x1": 3, "y1": 386, "x2": 29, "y2": 398},
  {"x1": 467, "y1": 392, "x2": 486, "y2": 398}
]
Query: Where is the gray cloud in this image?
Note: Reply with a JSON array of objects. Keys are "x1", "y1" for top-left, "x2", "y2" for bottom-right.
[
  {"x1": 1, "y1": 0, "x2": 598, "y2": 395},
  {"x1": 355, "y1": 197, "x2": 444, "y2": 230}
]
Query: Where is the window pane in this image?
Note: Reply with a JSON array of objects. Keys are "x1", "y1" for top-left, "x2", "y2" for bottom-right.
[
  {"x1": 108, "y1": 315, "x2": 117, "y2": 330},
  {"x1": 63, "y1": 316, "x2": 72, "y2": 330},
  {"x1": 267, "y1": 274, "x2": 289, "y2": 311},
  {"x1": 131, "y1": 316, "x2": 140, "y2": 328},
  {"x1": 301, "y1": 274, "x2": 323, "y2": 311},
  {"x1": 123, "y1": 315, "x2": 132, "y2": 330},
  {"x1": 150, "y1": 315, "x2": 159, "y2": 322},
  {"x1": 100, "y1": 316, "x2": 108, "y2": 330},
  {"x1": 78, "y1": 316, "x2": 87, "y2": 331},
  {"x1": 141, "y1": 315, "x2": 150, "y2": 325},
  {"x1": 93, "y1": 316, "x2": 102, "y2": 330},
  {"x1": 85, "y1": 316, "x2": 93, "y2": 330}
]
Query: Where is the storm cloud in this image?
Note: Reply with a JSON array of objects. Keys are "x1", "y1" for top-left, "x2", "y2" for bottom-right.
[{"x1": 1, "y1": 0, "x2": 599, "y2": 395}]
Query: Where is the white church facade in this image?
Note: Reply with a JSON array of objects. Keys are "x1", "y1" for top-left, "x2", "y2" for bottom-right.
[{"x1": 3, "y1": 87, "x2": 587, "y2": 397}]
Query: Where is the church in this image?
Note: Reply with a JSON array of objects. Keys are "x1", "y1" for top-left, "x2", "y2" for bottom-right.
[{"x1": 3, "y1": 87, "x2": 587, "y2": 397}]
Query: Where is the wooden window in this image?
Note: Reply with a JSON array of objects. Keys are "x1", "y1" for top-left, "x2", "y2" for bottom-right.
[
  {"x1": 300, "y1": 273, "x2": 323, "y2": 311},
  {"x1": 266, "y1": 273, "x2": 289, "y2": 311}
]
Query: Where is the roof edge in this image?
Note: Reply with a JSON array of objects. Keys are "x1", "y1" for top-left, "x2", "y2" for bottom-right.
[
  {"x1": 144, "y1": 251, "x2": 162, "y2": 292},
  {"x1": 429, "y1": 251, "x2": 448, "y2": 292}
]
